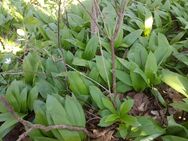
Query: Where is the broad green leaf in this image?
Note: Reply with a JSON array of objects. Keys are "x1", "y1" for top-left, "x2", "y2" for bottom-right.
[
  {"x1": 117, "y1": 58, "x2": 130, "y2": 70},
  {"x1": 102, "y1": 97, "x2": 116, "y2": 113},
  {"x1": 67, "y1": 72, "x2": 89, "y2": 96},
  {"x1": 116, "y1": 70, "x2": 132, "y2": 86},
  {"x1": 65, "y1": 95, "x2": 86, "y2": 127},
  {"x1": 23, "y1": 53, "x2": 40, "y2": 85},
  {"x1": 33, "y1": 137, "x2": 60, "y2": 141},
  {"x1": 154, "y1": 33, "x2": 172, "y2": 65},
  {"x1": 123, "y1": 29, "x2": 143, "y2": 47},
  {"x1": 170, "y1": 31, "x2": 186, "y2": 44},
  {"x1": 28, "y1": 86, "x2": 38, "y2": 111},
  {"x1": 96, "y1": 56, "x2": 112, "y2": 85},
  {"x1": 148, "y1": 31, "x2": 157, "y2": 51},
  {"x1": 115, "y1": 28, "x2": 123, "y2": 48},
  {"x1": 166, "y1": 116, "x2": 188, "y2": 138},
  {"x1": 174, "y1": 52, "x2": 188, "y2": 66},
  {"x1": 65, "y1": 38, "x2": 85, "y2": 49},
  {"x1": 20, "y1": 87, "x2": 28, "y2": 113},
  {"x1": 24, "y1": 16, "x2": 41, "y2": 26},
  {"x1": 33, "y1": 100, "x2": 48, "y2": 125},
  {"x1": 130, "y1": 63, "x2": 148, "y2": 91},
  {"x1": 36, "y1": 80, "x2": 56, "y2": 99},
  {"x1": 46, "y1": 95, "x2": 81, "y2": 141},
  {"x1": 162, "y1": 135, "x2": 188, "y2": 141},
  {"x1": 98, "y1": 114, "x2": 116, "y2": 127},
  {"x1": 0, "y1": 119, "x2": 18, "y2": 138},
  {"x1": 89, "y1": 86, "x2": 105, "y2": 109},
  {"x1": 118, "y1": 124, "x2": 128, "y2": 139},
  {"x1": 139, "y1": 133, "x2": 164, "y2": 141},
  {"x1": 145, "y1": 52, "x2": 158, "y2": 85},
  {"x1": 72, "y1": 57, "x2": 89, "y2": 67},
  {"x1": 161, "y1": 69, "x2": 188, "y2": 98},
  {"x1": 120, "y1": 99, "x2": 134, "y2": 115},
  {"x1": 137, "y1": 116, "x2": 165, "y2": 135},
  {"x1": 0, "y1": 113, "x2": 13, "y2": 122},
  {"x1": 116, "y1": 81, "x2": 132, "y2": 93},
  {"x1": 154, "y1": 10, "x2": 162, "y2": 27},
  {"x1": 121, "y1": 115, "x2": 139, "y2": 126},
  {"x1": 171, "y1": 100, "x2": 188, "y2": 112},
  {"x1": 83, "y1": 35, "x2": 98, "y2": 60},
  {"x1": 104, "y1": 114, "x2": 119, "y2": 124},
  {"x1": 65, "y1": 95, "x2": 86, "y2": 140},
  {"x1": 128, "y1": 44, "x2": 148, "y2": 69}
]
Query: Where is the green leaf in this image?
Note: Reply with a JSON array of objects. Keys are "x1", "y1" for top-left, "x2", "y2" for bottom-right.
[
  {"x1": 82, "y1": 35, "x2": 98, "y2": 60},
  {"x1": 46, "y1": 95, "x2": 81, "y2": 141},
  {"x1": 173, "y1": 52, "x2": 188, "y2": 66},
  {"x1": 67, "y1": 72, "x2": 89, "y2": 96},
  {"x1": 123, "y1": 29, "x2": 143, "y2": 47},
  {"x1": 89, "y1": 86, "x2": 105, "y2": 109},
  {"x1": 0, "y1": 119, "x2": 18, "y2": 138},
  {"x1": 121, "y1": 115, "x2": 139, "y2": 126},
  {"x1": 166, "y1": 116, "x2": 188, "y2": 138},
  {"x1": 98, "y1": 114, "x2": 117, "y2": 127},
  {"x1": 154, "y1": 10, "x2": 162, "y2": 27},
  {"x1": 23, "y1": 53, "x2": 40, "y2": 85},
  {"x1": 118, "y1": 124, "x2": 128, "y2": 139},
  {"x1": 130, "y1": 63, "x2": 148, "y2": 91},
  {"x1": 128, "y1": 44, "x2": 148, "y2": 69},
  {"x1": 161, "y1": 69, "x2": 188, "y2": 98},
  {"x1": 120, "y1": 99, "x2": 134, "y2": 115},
  {"x1": 115, "y1": 28, "x2": 123, "y2": 48},
  {"x1": 96, "y1": 56, "x2": 112, "y2": 85},
  {"x1": 162, "y1": 135, "x2": 188, "y2": 141},
  {"x1": 20, "y1": 87, "x2": 28, "y2": 113},
  {"x1": 104, "y1": 114, "x2": 119, "y2": 124},
  {"x1": 102, "y1": 97, "x2": 116, "y2": 113},
  {"x1": 33, "y1": 100, "x2": 48, "y2": 125},
  {"x1": 145, "y1": 52, "x2": 158, "y2": 85},
  {"x1": 139, "y1": 133, "x2": 163, "y2": 141},
  {"x1": 171, "y1": 99, "x2": 188, "y2": 112},
  {"x1": 116, "y1": 81, "x2": 132, "y2": 93},
  {"x1": 72, "y1": 57, "x2": 89, "y2": 67},
  {"x1": 65, "y1": 95, "x2": 86, "y2": 127},
  {"x1": 33, "y1": 137, "x2": 60, "y2": 141},
  {"x1": 154, "y1": 33, "x2": 172, "y2": 65},
  {"x1": 28, "y1": 86, "x2": 38, "y2": 111},
  {"x1": 137, "y1": 116, "x2": 165, "y2": 135},
  {"x1": 116, "y1": 70, "x2": 132, "y2": 86},
  {"x1": 117, "y1": 58, "x2": 130, "y2": 70},
  {"x1": 36, "y1": 80, "x2": 56, "y2": 99}
]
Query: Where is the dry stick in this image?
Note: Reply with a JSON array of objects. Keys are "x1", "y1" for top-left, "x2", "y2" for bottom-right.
[
  {"x1": 76, "y1": 0, "x2": 107, "y2": 37},
  {"x1": 76, "y1": 0, "x2": 112, "y2": 94},
  {"x1": 91, "y1": 0, "x2": 99, "y2": 35},
  {"x1": 110, "y1": 0, "x2": 128, "y2": 95},
  {"x1": 0, "y1": 96, "x2": 115, "y2": 141}
]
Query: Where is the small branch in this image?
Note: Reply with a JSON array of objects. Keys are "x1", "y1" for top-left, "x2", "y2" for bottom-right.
[
  {"x1": 110, "y1": 0, "x2": 128, "y2": 95},
  {"x1": 91, "y1": 0, "x2": 99, "y2": 35},
  {"x1": 0, "y1": 96, "x2": 114, "y2": 141}
]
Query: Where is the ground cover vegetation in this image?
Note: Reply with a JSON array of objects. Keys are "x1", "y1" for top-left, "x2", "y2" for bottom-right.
[{"x1": 0, "y1": 0, "x2": 188, "y2": 140}]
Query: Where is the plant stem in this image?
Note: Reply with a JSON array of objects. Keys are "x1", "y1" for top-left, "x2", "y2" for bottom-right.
[{"x1": 110, "y1": 0, "x2": 129, "y2": 95}]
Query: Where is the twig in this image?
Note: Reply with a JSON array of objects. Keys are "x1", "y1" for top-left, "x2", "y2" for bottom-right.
[
  {"x1": 0, "y1": 96, "x2": 115, "y2": 141},
  {"x1": 91, "y1": 0, "x2": 99, "y2": 35},
  {"x1": 110, "y1": 0, "x2": 129, "y2": 95}
]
